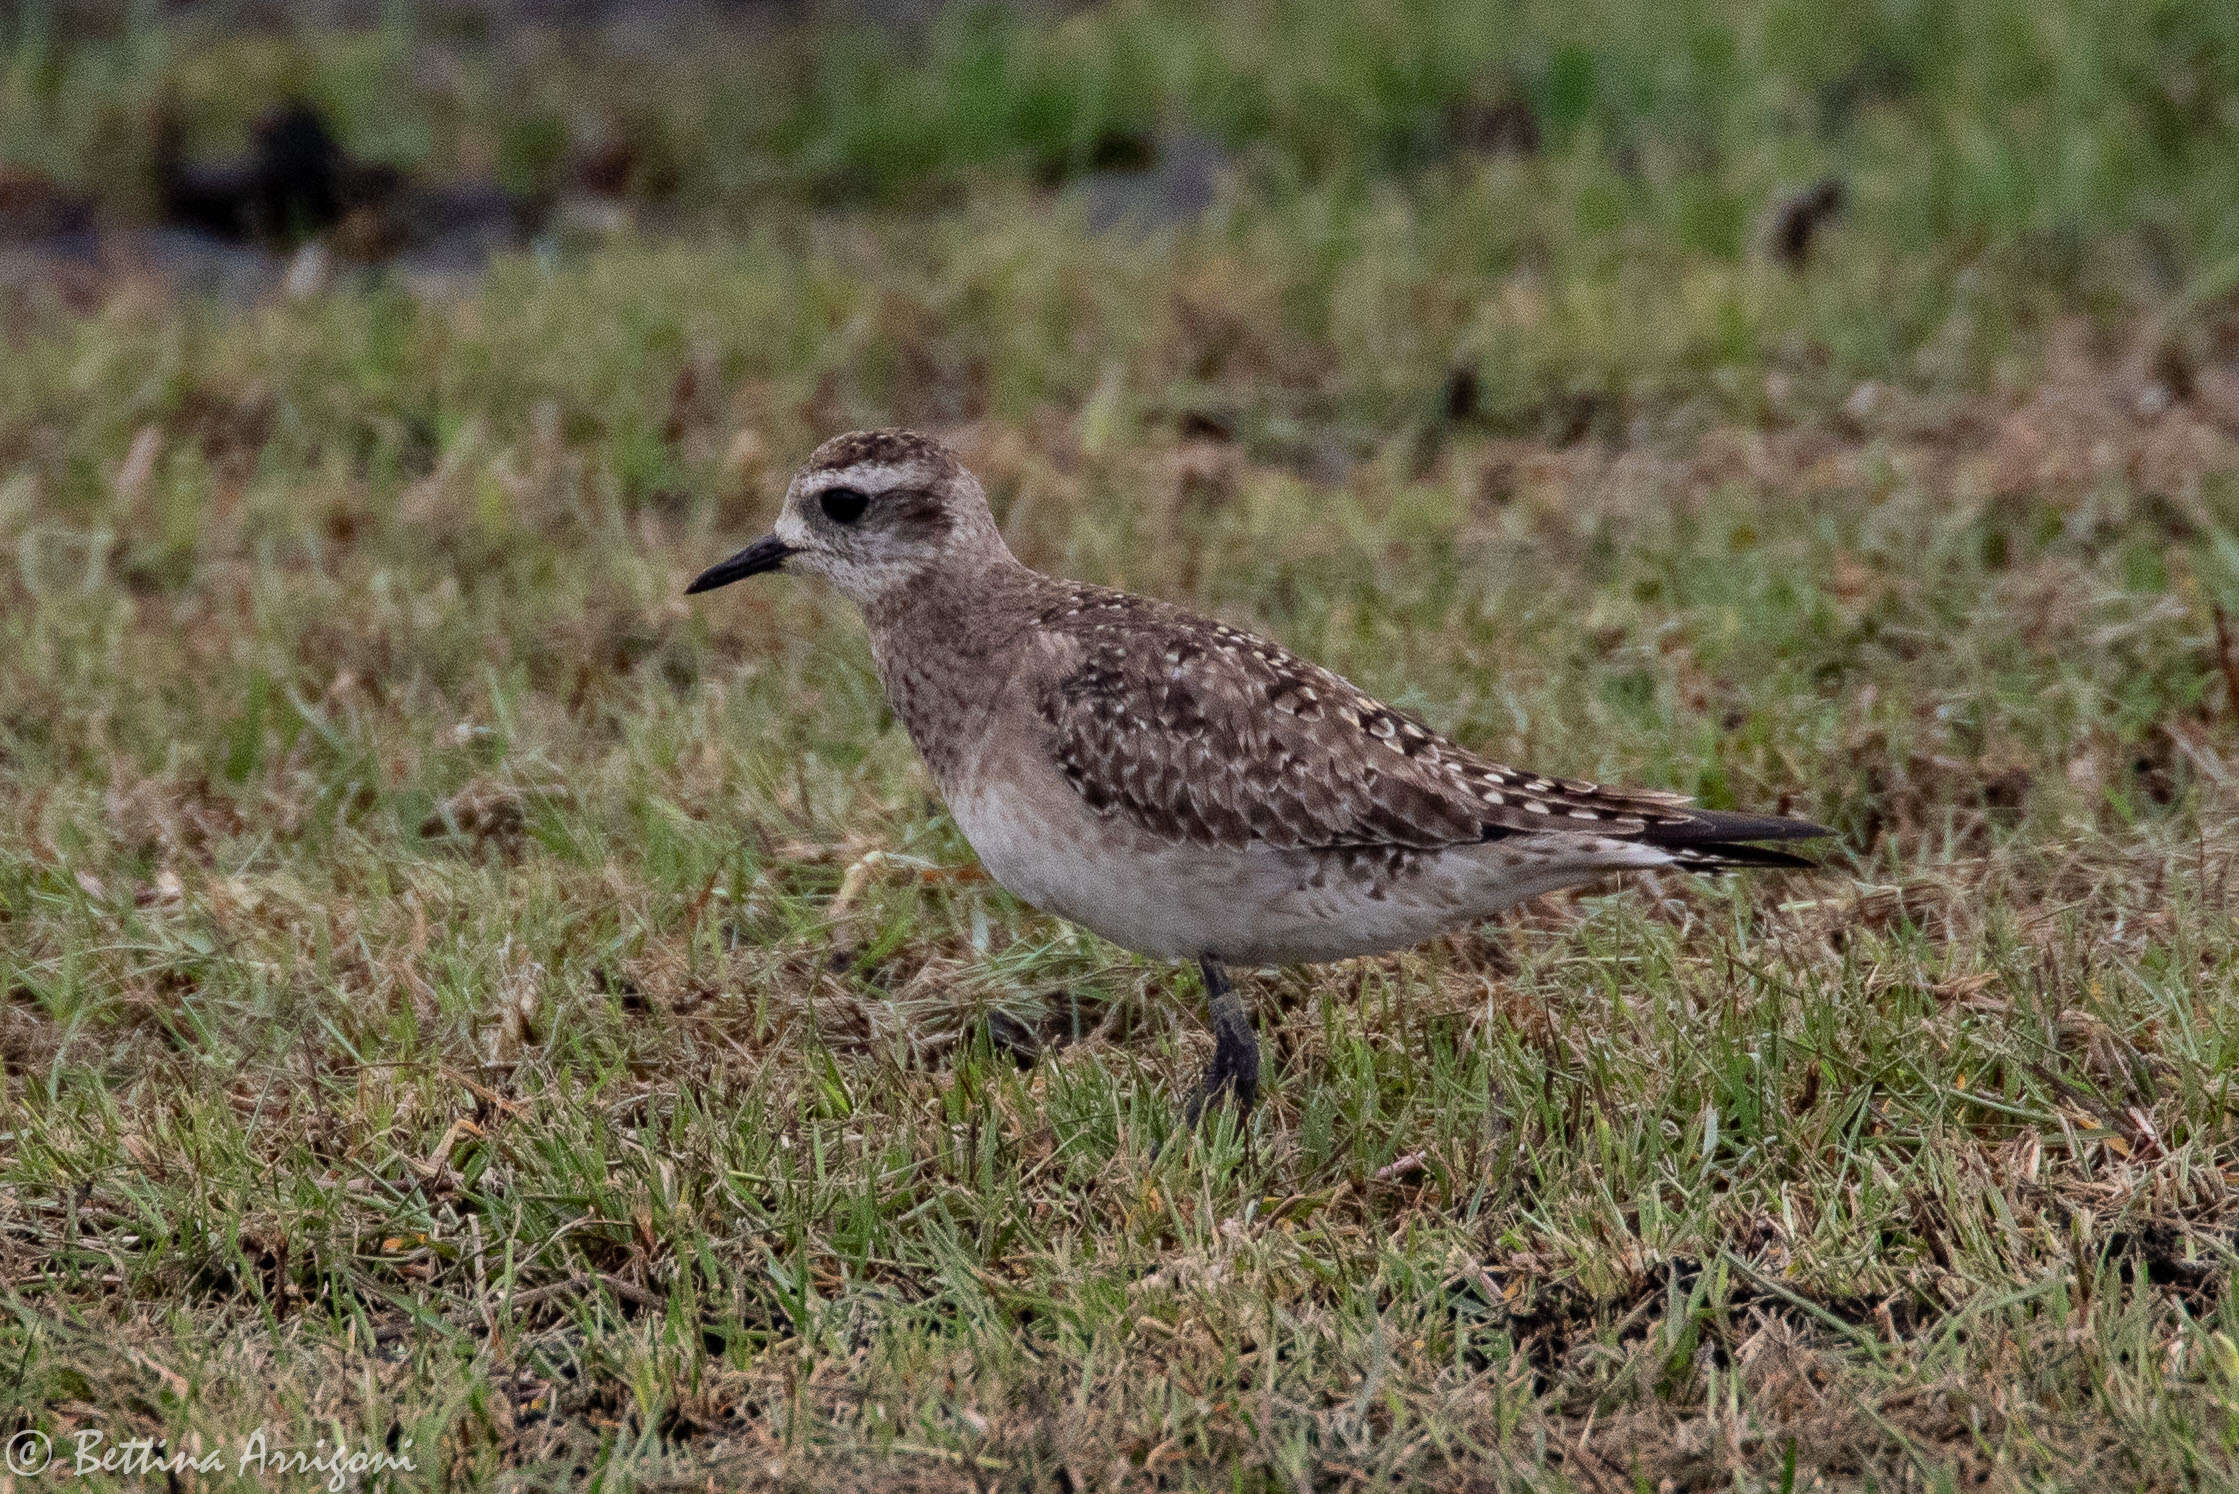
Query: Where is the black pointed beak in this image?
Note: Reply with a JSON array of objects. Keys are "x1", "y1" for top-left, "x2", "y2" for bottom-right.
[{"x1": 685, "y1": 535, "x2": 794, "y2": 594}]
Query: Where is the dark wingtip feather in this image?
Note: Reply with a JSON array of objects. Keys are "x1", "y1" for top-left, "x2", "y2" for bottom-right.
[
  {"x1": 1646, "y1": 806, "x2": 1829, "y2": 872},
  {"x1": 1643, "y1": 808, "x2": 1831, "y2": 849}
]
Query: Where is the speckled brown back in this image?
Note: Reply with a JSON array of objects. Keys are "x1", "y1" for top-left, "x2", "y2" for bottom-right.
[{"x1": 1026, "y1": 580, "x2": 1705, "y2": 852}]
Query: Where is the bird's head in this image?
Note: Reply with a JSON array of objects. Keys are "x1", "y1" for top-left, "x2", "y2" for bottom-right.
[{"x1": 686, "y1": 429, "x2": 1012, "y2": 609}]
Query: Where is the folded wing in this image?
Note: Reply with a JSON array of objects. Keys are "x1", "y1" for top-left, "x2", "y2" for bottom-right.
[{"x1": 1030, "y1": 585, "x2": 1827, "y2": 864}]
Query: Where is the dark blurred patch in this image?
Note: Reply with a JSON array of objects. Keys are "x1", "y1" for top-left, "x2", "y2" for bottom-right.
[
  {"x1": 1764, "y1": 178, "x2": 1846, "y2": 268},
  {"x1": 2103, "y1": 1220, "x2": 2228, "y2": 1311},
  {"x1": 1035, "y1": 128, "x2": 1158, "y2": 189},
  {"x1": 1175, "y1": 407, "x2": 1235, "y2": 442},
  {"x1": 2130, "y1": 729, "x2": 2186, "y2": 808},
  {"x1": 573, "y1": 132, "x2": 641, "y2": 199},
  {"x1": 148, "y1": 98, "x2": 543, "y2": 281},
  {"x1": 592, "y1": 967, "x2": 653, "y2": 1015},
  {"x1": 1441, "y1": 364, "x2": 1481, "y2": 422},
  {"x1": 1980, "y1": 765, "x2": 2032, "y2": 822},
  {"x1": 156, "y1": 100, "x2": 404, "y2": 246},
  {"x1": 1446, "y1": 94, "x2": 1541, "y2": 159}
]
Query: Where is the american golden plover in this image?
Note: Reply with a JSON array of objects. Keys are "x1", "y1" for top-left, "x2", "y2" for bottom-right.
[{"x1": 689, "y1": 430, "x2": 1826, "y2": 1121}]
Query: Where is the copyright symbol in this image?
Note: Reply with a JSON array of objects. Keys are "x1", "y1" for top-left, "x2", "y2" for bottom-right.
[{"x1": 5, "y1": 1428, "x2": 50, "y2": 1475}]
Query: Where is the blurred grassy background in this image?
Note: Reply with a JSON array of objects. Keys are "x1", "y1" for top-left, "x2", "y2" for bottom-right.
[
  {"x1": 4, "y1": 3, "x2": 2239, "y2": 1490},
  {"x1": 13, "y1": 0, "x2": 2239, "y2": 249},
  {"x1": 9, "y1": 2, "x2": 2239, "y2": 444}
]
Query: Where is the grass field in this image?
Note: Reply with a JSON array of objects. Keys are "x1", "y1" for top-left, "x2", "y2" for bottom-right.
[{"x1": 6, "y1": 2, "x2": 2239, "y2": 1489}]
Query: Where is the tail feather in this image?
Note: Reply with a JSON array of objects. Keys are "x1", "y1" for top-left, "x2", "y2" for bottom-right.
[
  {"x1": 1663, "y1": 842, "x2": 1821, "y2": 872},
  {"x1": 1644, "y1": 807, "x2": 1831, "y2": 872}
]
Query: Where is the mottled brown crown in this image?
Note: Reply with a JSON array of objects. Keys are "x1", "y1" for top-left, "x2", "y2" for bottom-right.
[{"x1": 805, "y1": 428, "x2": 964, "y2": 477}]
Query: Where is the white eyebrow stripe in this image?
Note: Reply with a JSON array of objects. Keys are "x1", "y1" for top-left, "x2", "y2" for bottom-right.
[{"x1": 798, "y1": 463, "x2": 922, "y2": 496}]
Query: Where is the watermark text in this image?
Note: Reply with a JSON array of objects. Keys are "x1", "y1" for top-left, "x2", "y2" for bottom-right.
[{"x1": 4, "y1": 1427, "x2": 416, "y2": 1488}]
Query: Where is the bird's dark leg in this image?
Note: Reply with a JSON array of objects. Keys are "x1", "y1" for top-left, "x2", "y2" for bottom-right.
[{"x1": 1183, "y1": 956, "x2": 1258, "y2": 1125}]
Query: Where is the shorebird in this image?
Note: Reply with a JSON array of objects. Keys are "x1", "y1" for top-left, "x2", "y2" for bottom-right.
[{"x1": 689, "y1": 430, "x2": 1827, "y2": 1123}]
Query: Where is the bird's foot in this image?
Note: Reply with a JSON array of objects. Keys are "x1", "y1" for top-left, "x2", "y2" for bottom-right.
[
  {"x1": 1182, "y1": 960, "x2": 1259, "y2": 1127},
  {"x1": 1181, "y1": 1044, "x2": 1259, "y2": 1125}
]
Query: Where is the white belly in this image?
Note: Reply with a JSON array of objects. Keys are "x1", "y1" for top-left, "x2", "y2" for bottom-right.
[
  {"x1": 946, "y1": 778, "x2": 1242, "y2": 959},
  {"x1": 946, "y1": 776, "x2": 1670, "y2": 966}
]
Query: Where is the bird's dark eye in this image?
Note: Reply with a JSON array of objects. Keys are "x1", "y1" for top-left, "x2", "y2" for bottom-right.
[{"x1": 819, "y1": 487, "x2": 870, "y2": 525}]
